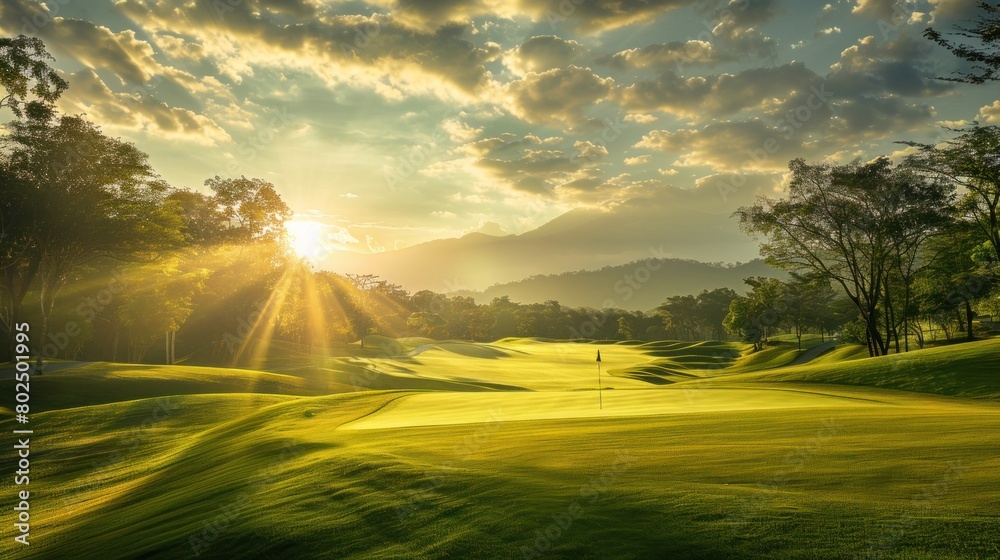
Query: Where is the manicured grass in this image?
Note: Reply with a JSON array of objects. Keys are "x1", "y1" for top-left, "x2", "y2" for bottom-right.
[
  {"x1": 0, "y1": 362, "x2": 336, "y2": 413},
  {"x1": 721, "y1": 338, "x2": 1000, "y2": 400},
  {"x1": 339, "y1": 386, "x2": 885, "y2": 430},
  {"x1": 1, "y1": 337, "x2": 998, "y2": 559}
]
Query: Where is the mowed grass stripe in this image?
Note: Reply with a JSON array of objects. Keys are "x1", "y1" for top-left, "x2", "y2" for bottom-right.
[{"x1": 338, "y1": 386, "x2": 892, "y2": 430}]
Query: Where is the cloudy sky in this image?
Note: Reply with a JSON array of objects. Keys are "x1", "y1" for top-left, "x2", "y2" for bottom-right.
[{"x1": 2, "y1": 0, "x2": 997, "y2": 264}]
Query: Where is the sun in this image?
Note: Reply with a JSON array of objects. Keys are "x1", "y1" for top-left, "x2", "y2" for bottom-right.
[{"x1": 285, "y1": 220, "x2": 327, "y2": 260}]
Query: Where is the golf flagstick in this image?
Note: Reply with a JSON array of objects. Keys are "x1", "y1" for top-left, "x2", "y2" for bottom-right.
[{"x1": 597, "y1": 349, "x2": 602, "y2": 410}]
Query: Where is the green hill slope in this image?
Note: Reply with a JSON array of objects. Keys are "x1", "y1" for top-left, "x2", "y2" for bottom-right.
[
  {"x1": 716, "y1": 338, "x2": 1000, "y2": 400},
  {"x1": 1, "y1": 337, "x2": 998, "y2": 559}
]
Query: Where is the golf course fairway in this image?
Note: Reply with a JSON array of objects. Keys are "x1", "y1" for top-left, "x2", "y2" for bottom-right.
[{"x1": 1, "y1": 337, "x2": 998, "y2": 559}]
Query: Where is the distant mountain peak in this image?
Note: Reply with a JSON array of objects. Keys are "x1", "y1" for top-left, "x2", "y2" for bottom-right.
[
  {"x1": 328, "y1": 202, "x2": 760, "y2": 292},
  {"x1": 468, "y1": 221, "x2": 510, "y2": 237}
]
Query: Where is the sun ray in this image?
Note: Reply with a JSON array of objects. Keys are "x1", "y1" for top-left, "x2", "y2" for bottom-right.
[
  {"x1": 234, "y1": 265, "x2": 295, "y2": 371},
  {"x1": 302, "y1": 268, "x2": 331, "y2": 360}
]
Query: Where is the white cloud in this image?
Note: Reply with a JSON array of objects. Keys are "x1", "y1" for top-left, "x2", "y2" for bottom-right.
[
  {"x1": 57, "y1": 70, "x2": 231, "y2": 145},
  {"x1": 978, "y1": 101, "x2": 1000, "y2": 124},
  {"x1": 623, "y1": 113, "x2": 658, "y2": 124},
  {"x1": 504, "y1": 66, "x2": 615, "y2": 130},
  {"x1": 442, "y1": 118, "x2": 484, "y2": 143},
  {"x1": 624, "y1": 155, "x2": 652, "y2": 165},
  {"x1": 505, "y1": 36, "x2": 584, "y2": 75},
  {"x1": 609, "y1": 40, "x2": 727, "y2": 69}
]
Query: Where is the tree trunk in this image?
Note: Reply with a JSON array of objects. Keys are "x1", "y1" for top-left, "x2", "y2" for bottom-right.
[
  {"x1": 0, "y1": 323, "x2": 12, "y2": 363},
  {"x1": 965, "y1": 299, "x2": 975, "y2": 341},
  {"x1": 111, "y1": 323, "x2": 120, "y2": 362},
  {"x1": 888, "y1": 295, "x2": 900, "y2": 354},
  {"x1": 1, "y1": 255, "x2": 42, "y2": 363},
  {"x1": 902, "y1": 281, "x2": 912, "y2": 353},
  {"x1": 128, "y1": 328, "x2": 135, "y2": 363},
  {"x1": 35, "y1": 314, "x2": 48, "y2": 374},
  {"x1": 865, "y1": 314, "x2": 886, "y2": 357},
  {"x1": 35, "y1": 279, "x2": 57, "y2": 372},
  {"x1": 136, "y1": 343, "x2": 149, "y2": 364},
  {"x1": 883, "y1": 287, "x2": 899, "y2": 355},
  {"x1": 34, "y1": 259, "x2": 71, "y2": 372}
]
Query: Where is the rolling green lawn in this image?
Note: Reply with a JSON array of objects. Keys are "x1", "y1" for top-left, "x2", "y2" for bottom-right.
[{"x1": 1, "y1": 337, "x2": 999, "y2": 559}]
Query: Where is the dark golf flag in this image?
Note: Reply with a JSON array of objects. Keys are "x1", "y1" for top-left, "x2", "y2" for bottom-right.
[{"x1": 596, "y1": 350, "x2": 602, "y2": 363}]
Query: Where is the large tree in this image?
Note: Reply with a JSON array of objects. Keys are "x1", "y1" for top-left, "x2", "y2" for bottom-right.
[
  {"x1": 0, "y1": 159, "x2": 35, "y2": 359},
  {"x1": 696, "y1": 287, "x2": 739, "y2": 341},
  {"x1": 722, "y1": 276, "x2": 784, "y2": 351},
  {"x1": 736, "y1": 158, "x2": 954, "y2": 357},
  {"x1": 657, "y1": 294, "x2": 700, "y2": 340},
  {"x1": 917, "y1": 223, "x2": 995, "y2": 341},
  {"x1": 205, "y1": 176, "x2": 292, "y2": 244},
  {"x1": 2, "y1": 115, "x2": 183, "y2": 367},
  {"x1": 345, "y1": 273, "x2": 380, "y2": 347},
  {"x1": 880, "y1": 162, "x2": 958, "y2": 352},
  {"x1": 924, "y1": 2, "x2": 1000, "y2": 84},
  {"x1": 117, "y1": 258, "x2": 203, "y2": 363},
  {"x1": 0, "y1": 35, "x2": 68, "y2": 118},
  {"x1": 780, "y1": 274, "x2": 838, "y2": 351},
  {"x1": 167, "y1": 189, "x2": 228, "y2": 246},
  {"x1": 0, "y1": 35, "x2": 68, "y2": 360},
  {"x1": 902, "y1": 125, "x2": 1000, "y2": 264}
]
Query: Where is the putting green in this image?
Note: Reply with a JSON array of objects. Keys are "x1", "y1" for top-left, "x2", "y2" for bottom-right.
[
  {"x1": 347, "y1": 339, "x2": 741, "y2": 392},
  {"x1": 385, "y1": 342, "x2": 655, "y2": 391},
  {"x1": 339, "y1": 386, "x2": 888, "y2": 430}
]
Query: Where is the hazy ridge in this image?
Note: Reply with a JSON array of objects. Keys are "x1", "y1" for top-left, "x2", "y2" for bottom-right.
[{"x1": 454, "y1": 258, "x2": 779, "y2": 310}]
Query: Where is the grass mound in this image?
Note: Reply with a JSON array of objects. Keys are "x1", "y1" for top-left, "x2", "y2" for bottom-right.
[
  {"x1": 723, "y1": 338, "x2": 1000, "y2": 400},
  {"x1": 606, "y1": 340, "x2": 743, "y2": 384},
  {"x1": 0, "y1": 362, "x2": 332, "y2": 412}
]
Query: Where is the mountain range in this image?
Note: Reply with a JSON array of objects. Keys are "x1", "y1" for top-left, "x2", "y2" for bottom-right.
[
  {"x1": 329, "y1": 189, "x2": 764, "y2": 294},
  {"x1": 452, "y1": 258, "x2": 779, "y2": 311}
]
